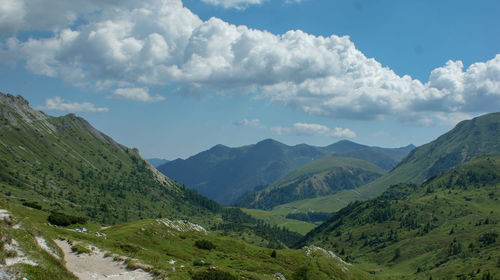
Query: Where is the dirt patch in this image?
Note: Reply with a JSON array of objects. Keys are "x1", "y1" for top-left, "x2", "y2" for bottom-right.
[{"x1": 55, "y1": 240, "x2": 153, "y2": 280}]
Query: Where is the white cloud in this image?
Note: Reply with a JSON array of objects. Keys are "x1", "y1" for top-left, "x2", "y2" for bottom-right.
[
  {"x1": 293, "y1": 122, "x2": 356, "y2": 138},
  {"x1": 270, "y1": 126, "x2": 291, "y2": 136},
  {"x1": 2, "y1": 0, "x2": 499, "y2": 125},
  {"x1": 113, "y1": 88, "x2": 165, "y2": 102},
  {"x1": 233, "y1": 118, "x2": 261, "y2": 127},
  {"x1": 271, "y1": 122, "x2": 356, "y2": 138},
  {"x1": 201, "y1": 0, "x2": 264, "y2": 9},
  {"x1": 38, "y1": 96, "x2": 108, "y2": 112}
]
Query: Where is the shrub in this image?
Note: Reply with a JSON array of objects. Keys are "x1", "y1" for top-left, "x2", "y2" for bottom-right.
[
  {"x1": 22, "y1": 201, "x2": 42, "y2": 210},
  {"x1": 194, "y1": 239, "x2": 216, "y2": 251},
  {"x1": 71, "y1": 244, "x2": 91, "y2": 254},
  {"x1": 271, "y1": 250, "x2": 277, "y2": 258},
  {"x1": 193, "y1": 259, "x2": 210, "y2": 266},
  {"x1": 48, "y1": 212, "x2": 87, "y2": 226},
  {"x1": 192, "y1": 270, "x2": 237, "y2": 280}
]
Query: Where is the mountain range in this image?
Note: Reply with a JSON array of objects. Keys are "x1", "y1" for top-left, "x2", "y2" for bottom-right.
[
  {"x1": 0, "y1": 92, "x2": 299, "y2": 248},
  {"x1": 235, "y1": 156, "x2": 387, "y2": 210},
  {"x1": 1, "y1": 91, "x2": 499, "y2": 279},
  {"x1": 158, "y1": 139, "x2": 414, "y2": 205}
]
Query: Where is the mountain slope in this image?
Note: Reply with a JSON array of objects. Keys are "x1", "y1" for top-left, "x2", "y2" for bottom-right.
[
  {"x1": 296, "y1": 155, "x2": 500, "y2": 279},
  {"x1": 354, "y1": 112, "x2": 500, "y2": 199},
  {"x1": 159, "y1": 139, "x2": 413, "y2": 205},
  {"x1": 0, "y1": 92, "x2": 301, "y2": 248},
  {"x1": 0, "y1": 197, "x2": 375, "y2": 280},
  {"x1": 235, "y1": 157, "x2": 386, "y2": 210},
  {"x1": 296, "y1": 112, "x2": 500, "y2": 212},
  {"x1": 159, "y1": 139, "x2": 331, "y2": 205}
]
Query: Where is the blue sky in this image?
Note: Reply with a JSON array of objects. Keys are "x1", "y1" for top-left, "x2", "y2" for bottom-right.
[{"x1": 1, "y1": 0, "x2": 499, "y2": 159}]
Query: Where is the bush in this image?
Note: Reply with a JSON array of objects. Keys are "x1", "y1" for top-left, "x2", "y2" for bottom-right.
[
  {"x1": 71, "y1": 244, "x2": 91, "y2": 254},
  {"x1": 192, "y1": 270, "x2": 237, "y2": 280},
  {"x1": 22, "y1": 201, "x2": 42, "y2": 210},
  {"x1": 194, "y1": 239, "x2": 216, "y2": 251},
  {"x1": 193, "y1": 259, "x2": 210, "y2": 266},
  {"x1": 48, "y1": 212, "x2": 87, "y2": 226}
]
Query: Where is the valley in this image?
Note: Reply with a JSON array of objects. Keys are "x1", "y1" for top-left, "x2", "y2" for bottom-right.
[{"x1": 1, "y1": 92, "x2": 499, "y2": 279}]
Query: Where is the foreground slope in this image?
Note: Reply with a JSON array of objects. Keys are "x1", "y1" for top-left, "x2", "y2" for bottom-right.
[
  {"x1": 0, "y1": 92, "x2": 300, "y2": 248},
  {"x1": 0, "y1": 197, "x2": 375, "y2": 280},
  {"x1": 236, "y1": 157, "x2": 386, "y2": 210},
  {"x1": 297, "y1": 155, "x2": 500, "y2": 279},
  {"x1": 159, "y1": 139, "x2": 413, "y2": 205}
]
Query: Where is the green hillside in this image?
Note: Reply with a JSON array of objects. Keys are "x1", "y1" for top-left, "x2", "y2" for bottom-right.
[
  {"x1": 294, "y1": 112, "x2": 500, "y2": 213},
  {"x1": 236, "y1": 157, "x2": 386, "y2": 210},
  {"x1": 296, "y1": 155, "x2": 500, "y2": 279},
  {"x1": 158, "y1": 140, "x2": 413, "y2": 205},
  {"x1": 0, "y1": 92, "x2": 300, "y2": 249},
  {"x1": 0, "y1": 196, "x2": 375, "y2": 280}
]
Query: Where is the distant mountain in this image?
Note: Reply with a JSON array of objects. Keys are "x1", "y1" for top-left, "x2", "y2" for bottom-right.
[
  {"x1": 147, "y1": 158, "x2": 169, "y2": 167},
  {"x1": 295, "y1": 155, "x2": 500, "y2": 278},
  {"x1": 0, "y1": 92, "x2": 300, "y2": 248},
  {"x1": 235, "y1": 157, "x2": 386, "y2": 209},
  {"x1": 158, "y1": 139, "x2": 413, "y2": 205}
]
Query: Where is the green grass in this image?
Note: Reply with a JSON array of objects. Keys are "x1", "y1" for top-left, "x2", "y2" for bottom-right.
[
  {"x1": 298, "y1": 155, "x2": 500, "y2": 279},
  {"x1": 0, "y1": 196, "x2": 376, "y2": 280},
  {"x1": 241, "y1": 208, "x2": 316, "y2": 235}
]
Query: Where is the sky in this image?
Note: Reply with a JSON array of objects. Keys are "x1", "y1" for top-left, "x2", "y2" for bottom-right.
[{"x1": 0, "y1": 0, "x2": 499, "y2": 159}]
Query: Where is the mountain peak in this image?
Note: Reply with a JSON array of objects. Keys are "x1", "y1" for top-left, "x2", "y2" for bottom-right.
[{"x1": 325, "y1": 140, "x2": 367, "y2": 153}]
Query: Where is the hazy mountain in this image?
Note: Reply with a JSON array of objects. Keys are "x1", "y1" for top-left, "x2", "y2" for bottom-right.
[
  {"x1": 158, "y1": 139, "x2": 413, "y2": 205},
  {"x1": 295, "y1": 155, "x2": 500, "y2": 278},
  {"x1": 235, "y1": 157, "x2": 386, "y2": 209},
  {"x1": 147, "y1": 158, "x2": 169, "y2": 167}
]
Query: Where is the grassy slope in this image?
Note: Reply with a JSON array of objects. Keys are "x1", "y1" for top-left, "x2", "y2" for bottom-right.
[
  {"x1": 241, "y1": 208, "x2": 316, "y2": 235},
  {"x1": 236, "y1": 157, "x2": 386, "y2": 209},
  {"x1": 0, "y1": 93, "x2": 301, "y2": 249},
  {"x1": 0, "y1": 197, "x2": 375, "y2": 280},
  {"x1": 297, "y1": 155, "x2": 500, "y2": 279},
  {"x1": 0, "y1": 93, "x2": 216, "y2": 225},
  {"x1": 290, "y1": 112, "x2": 500, "y2": 214}
]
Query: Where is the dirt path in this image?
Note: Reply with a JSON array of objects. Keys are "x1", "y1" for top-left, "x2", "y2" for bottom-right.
[{"x1": 55, "y1": 240, "x2": 153, "y2": 280}]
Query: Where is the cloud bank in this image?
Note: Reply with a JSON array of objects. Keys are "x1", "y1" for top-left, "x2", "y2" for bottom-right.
[
  {"x1": 271, "y1": 122, "x2": 355, "y2": 138},
  {"x1": 201, "y1": 0, "x2": 264, "y2": 9},
  {"x1": 113, "y1": 88, "x2": 165, "y2": 102},
  {"x1": 37, "y1": 96, "x2": 109, "y2": 112},
  {"x1": 1, "y1": 0, "x2": 499, "y2": 123}
]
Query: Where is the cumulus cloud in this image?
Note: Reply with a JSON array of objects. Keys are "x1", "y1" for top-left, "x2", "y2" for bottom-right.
[
  {"x1": 1, "y1": 0, "x2": 499, "y2": 124},
  {"x1": 37, "y1": 96, "x2": 108, "y2": 112},
  {"x1": 113, "y1": 88, "x2": 165, "y2": 102},
  {"x1": 201, "y1": 0, "x2": 264, "y2": 9},
  {"x1": 272, "y1": 122, "x2": 356, "y2": 138},
  {"x1": 233, "y1": 118, "x2": 261, "y2": 127}
]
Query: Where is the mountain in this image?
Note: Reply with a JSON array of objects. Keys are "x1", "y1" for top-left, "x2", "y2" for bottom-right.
[
  {"x1": 0, "y1": 92, "x2": 300, "y2": 248},
  {"x1": 351, "y1": 112, "x2": 500, "y2": 200},
  {"x1": 147, "y1": 158, "x2": 169, "y2": 167},
  {"x1": 295, "y1": 155, "x2": 500, "y2": 278},
  {"x1": 235, "y1": 157, "x2": 386, "y2": 210},
  {"x1": 158, "y1": 139, "x2": 331, "y2": 205},
  {"x1": 158, "y1": 139, "x2": 413, "y2": 205}
]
